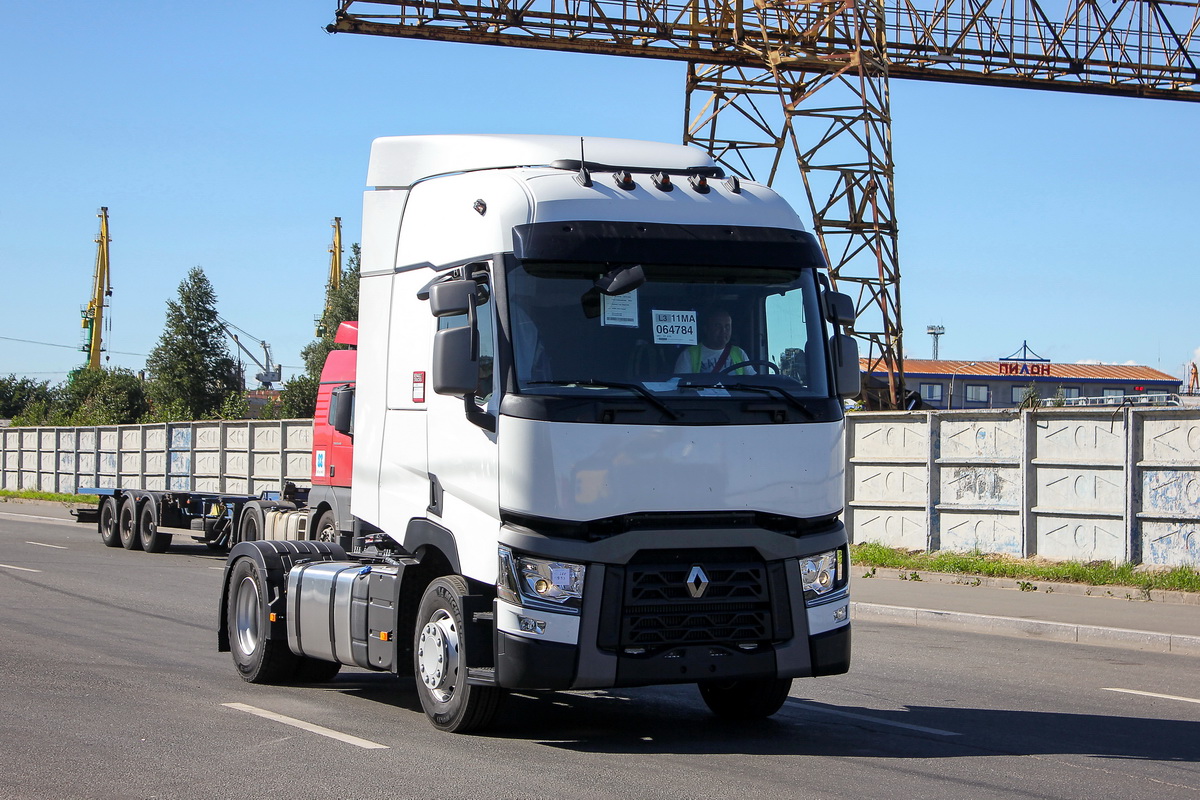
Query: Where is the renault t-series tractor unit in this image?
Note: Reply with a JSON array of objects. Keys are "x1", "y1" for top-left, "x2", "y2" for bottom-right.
[{"x1": 216, "y1": 134, "x2": 861, "y2": 732}]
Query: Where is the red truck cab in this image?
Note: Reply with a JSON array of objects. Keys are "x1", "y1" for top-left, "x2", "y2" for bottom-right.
[{"x1": 308, "y1": 321, "x2": 357, "y2": 540}]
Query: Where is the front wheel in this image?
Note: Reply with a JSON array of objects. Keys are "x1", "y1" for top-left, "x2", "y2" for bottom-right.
[
  {"x1": 413, "y1": 576, "x2": 502, "y2": 733},
  {"x1": 697, "y1": 677, "x2": 793, "y2": 720}
]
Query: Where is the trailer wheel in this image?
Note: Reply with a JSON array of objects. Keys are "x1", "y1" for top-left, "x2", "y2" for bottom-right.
[
  {"x1": 414, "y1": 576, "x2": 502, "y2": 733},
  {"x1": 98, "y1": 497, "x2": 121, "y2": 548},
  {"x1": 118, "y1": 497, "x2": 143, "y2": 551},
  {"x1": 138, "y1": 500, "x2": 173, "y2": 553},
  {"x1": 227, "y1": 557, "x2": 297, "y2": 683},
  {"x1": 697, "y1": 677, "x2": 793, "y2": 720}
]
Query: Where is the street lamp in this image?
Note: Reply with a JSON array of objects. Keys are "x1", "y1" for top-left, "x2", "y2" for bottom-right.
[{"x1": 948, "y1": 362, "x2": 977, "y2": 410}]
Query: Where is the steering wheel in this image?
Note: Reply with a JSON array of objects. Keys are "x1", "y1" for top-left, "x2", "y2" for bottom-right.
[{"x1": 718, "y1": 360, "x2": 781, "y2": 375}]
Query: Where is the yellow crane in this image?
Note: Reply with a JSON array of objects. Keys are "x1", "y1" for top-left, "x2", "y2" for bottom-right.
[
  {"x1": 81, "y1": 207, "x2": 112, "y2": 370},
  {"x1": 316, "y1": 216, "x2": 343, "y2": 336}
]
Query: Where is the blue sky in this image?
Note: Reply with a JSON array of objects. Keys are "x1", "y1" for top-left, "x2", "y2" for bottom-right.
[{"x1": 3, "y1": 0, "x2": 1197, "y2": 388}]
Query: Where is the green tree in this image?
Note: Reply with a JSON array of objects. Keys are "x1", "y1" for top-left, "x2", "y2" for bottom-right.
[
  {"x1": 1018, "y1": 383, "x2": 1041, "y2": 410},
  {"x1": 10, "y1": 368, "x2": 148, "y2": 426},
  {"x1": 285, "y1": 244, "x2": 360, "y2": 418},
  {"x1": 144, "y1": 267, "x2": 242, "y2": 420},
  {"x1": 0, "y1": 375, "x2": 52, "y2": 419}
]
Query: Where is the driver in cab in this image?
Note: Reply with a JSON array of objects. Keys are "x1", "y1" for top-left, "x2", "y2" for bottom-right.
[{"x1": 674, "y1": 308, "x2": 756, "y2": 376}]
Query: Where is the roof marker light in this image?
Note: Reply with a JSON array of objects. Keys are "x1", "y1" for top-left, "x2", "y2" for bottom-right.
[
  {"x1": 614, "y1": 170, "x2": 635, "y2": 190},
  {"x1": 652, "y1": 171, "x2": 673, "y2": 191},
  {"x1": 688, "y1": 175, "x2": 710, "y2": 194},
  {"x1": 724, "y1": 175, "x2": 741, "y2": 194}
]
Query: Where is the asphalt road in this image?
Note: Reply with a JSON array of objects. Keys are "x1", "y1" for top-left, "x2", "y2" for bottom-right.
[{"x1": 1, "y1": 508, "x2": 1198, "y2": 800}]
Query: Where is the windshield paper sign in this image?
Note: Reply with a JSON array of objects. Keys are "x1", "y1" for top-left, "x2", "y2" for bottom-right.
[
  {"x1": 652, "y1": 310, "x2": 697, "y2": 345},
  {"x1": 601, "y1": 292, "x2": 638, "y2": 327}
]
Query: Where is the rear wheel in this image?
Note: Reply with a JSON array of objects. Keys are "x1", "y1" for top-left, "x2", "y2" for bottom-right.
[
  {"x1": 118, "y1": 497, "x2": 142, "y2": 551},
  {"x1": 413, "y1": 576, "x2": 502, "y2": 733},
  {"x1": 697, "y1": 677, "x2": 793, "y2": 720},
  {"x1": 98, "y1": 497, "x2": 121, "y2": 548},
  {"x1": 227, "y1": 557, "x2": 298, "y2": 682},
  {"x1": 226, "y1": 557, "x2": 342, "y2": 684},
  {"x1": 238, "y1": 505, "x2": 263, "y2": 543},
  {"x1": 138, "y1": 500, "x2": 172, "y2": 553}
]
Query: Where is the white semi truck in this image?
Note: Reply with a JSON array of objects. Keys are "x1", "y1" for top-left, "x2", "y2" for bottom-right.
[{"x1": 218, "y1": 134, "x2": 861, "y2": 732}]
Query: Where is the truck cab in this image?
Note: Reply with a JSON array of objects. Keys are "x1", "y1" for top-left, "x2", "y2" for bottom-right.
[{"x1": 220, "y1": 135, "x2": 859, "y2": 732}]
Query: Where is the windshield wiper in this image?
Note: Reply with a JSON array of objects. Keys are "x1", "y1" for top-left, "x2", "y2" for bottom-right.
[
  {"x1": 680, "y1": 379, "x2": 815, "y2": 420},
  {"x1": 526, "y1": 379, "x2": 680, "y2": 420}
]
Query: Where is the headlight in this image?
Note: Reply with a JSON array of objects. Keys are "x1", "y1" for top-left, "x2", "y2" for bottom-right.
[
  {"x1": 498, "y1": 547, "x2": 586, "y2": 614},
  {"x1": 800, "y1": 548, "x2": 846, "y2": 602}
]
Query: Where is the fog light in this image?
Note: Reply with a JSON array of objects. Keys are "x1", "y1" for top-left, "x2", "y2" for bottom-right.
[
  {"x1": 518, "y1": 615, "x2": 547, "y2": 635},
  {"x1": 833, "y1": 605, "x2": 848, "y2": 622}
]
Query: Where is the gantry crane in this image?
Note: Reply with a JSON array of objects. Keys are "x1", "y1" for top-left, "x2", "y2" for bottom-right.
[
  {"x1": 328, "y1": 0, "x2": 1200, "y2": 407},
  {"x1": 81, "y1": 207, "x2": 112, "y2": 371},
  {"x1": 316, "y1": 216, "x2": 343, "y2": 337}
]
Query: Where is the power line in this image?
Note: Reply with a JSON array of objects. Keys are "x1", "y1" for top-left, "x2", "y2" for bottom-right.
[{"x1": 0, "y1": 334, "x2": 146, "y2": 357}]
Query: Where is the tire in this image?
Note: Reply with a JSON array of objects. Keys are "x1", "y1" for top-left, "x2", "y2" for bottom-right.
[
  {"x1": 238, "y1": 504, "x2": 263, "y2": 543},
  {"x1": 313, "y1": 510, "x2": 338, "y2": 543},
  {"x1": 697, "y1": 677, "x2": 793, "y2": 720},
  {"x1": 227, "y1": 557, "x2": 299, "y2": 683},
  {"x1": 118, "y1": 497, "x2": 143, "y2": 551},
  {"x1": 138, "y1": 499, "x2": 173, "y2": 553},
  {"x1": 98, "y1": 497, "x2": 121, "y2": 548},
  {"x1": 414, "y1": 576, "x2": 502, "y2": 733}
]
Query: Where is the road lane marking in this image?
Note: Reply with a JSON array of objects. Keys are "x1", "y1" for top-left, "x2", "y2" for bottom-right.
[
  {"x1": 222, "y1": 702, "x2": 389, "y2": 749},
  {"x1": 0, "y1": 511, "x2": 73, "y2": 523},
  {"x1": 26, "y1": 541, "x2": 68, "y2": 549},
  {"x1": 0, "y1": 563, "x2": 42, "y2": 573},
  {"x1": 1102, "y1": 688, "x2": 1200, "y2": 706},
  {"x1": 786, "y1": 699, "x2": 960, "y2": 736}
]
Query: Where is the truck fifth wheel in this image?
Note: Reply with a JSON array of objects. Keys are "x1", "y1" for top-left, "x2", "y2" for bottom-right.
[{"x1": 216, "y1": 134, "x2": 860, "y2": 732}]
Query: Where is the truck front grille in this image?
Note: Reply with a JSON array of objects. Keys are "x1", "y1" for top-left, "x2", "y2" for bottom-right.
[{"x1": 617, "y1": 559, "x2": 774, "y2": 651}]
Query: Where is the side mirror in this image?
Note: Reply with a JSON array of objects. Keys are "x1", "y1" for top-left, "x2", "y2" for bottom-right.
[
  {"x1": 330, "y1": 385, "x2": 354, "y2": 435},
  {"x1": 830, "y1": 334, "x2": 861, "y2": 399},
  {"x1": 823, "y1": 291, "x2": 856, "y2": 327},
  {"x1": 433, "y1": 326, "x2": 478, "y2": 396},
  {"x1": 430, "y1": 279, "x2": 477, "y2": 318}
]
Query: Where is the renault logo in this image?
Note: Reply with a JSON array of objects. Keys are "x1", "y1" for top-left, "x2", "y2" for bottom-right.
[{"x1": 686, "y1": 565, "x2": 710, "y2": 599}]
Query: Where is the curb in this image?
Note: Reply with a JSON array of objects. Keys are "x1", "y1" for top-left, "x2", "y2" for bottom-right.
[
  {"x1": 852, "y1": 602, "x2": 1200, "y2": 657},
  {"x1": 857, "y1": 569, "x2": 1200, "y2": 607}
]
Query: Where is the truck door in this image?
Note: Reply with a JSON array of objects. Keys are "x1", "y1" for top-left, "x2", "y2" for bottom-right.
[{"x1": 426, "y1": 269, "x2": 500, "y2": 581}]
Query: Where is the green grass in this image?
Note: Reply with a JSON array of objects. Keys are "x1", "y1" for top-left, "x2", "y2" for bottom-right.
[
  {"x1": 852, "y1": 541, "x2": 1200, "y2": 594},
  {"x1": 0, "y1": 489, "x2": 92, "y2": 504}
]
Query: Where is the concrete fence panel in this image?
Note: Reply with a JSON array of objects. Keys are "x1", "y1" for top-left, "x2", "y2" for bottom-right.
[{"x1": 846, "y1": 407, "x2": 1200, "y2": 566}]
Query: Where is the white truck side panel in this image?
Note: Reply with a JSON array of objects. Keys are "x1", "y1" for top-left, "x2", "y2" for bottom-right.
[
  {"x1": 393, "y1": 172, "x2": 532, "y2": 269},
  {"x1": 498, "y1": 417, "x2": 846, "y2": 522}
]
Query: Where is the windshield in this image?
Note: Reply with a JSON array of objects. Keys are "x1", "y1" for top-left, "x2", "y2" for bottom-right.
[{"x1": 505, "y1": 260, "x2": 831, "y2": 403}]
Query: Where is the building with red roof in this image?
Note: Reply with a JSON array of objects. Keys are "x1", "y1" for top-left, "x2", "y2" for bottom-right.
[{"x1": 863, "y1": 343, "x2": 1181, "y2": 409}]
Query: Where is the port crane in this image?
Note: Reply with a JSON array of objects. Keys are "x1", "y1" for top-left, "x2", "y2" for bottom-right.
[
  {"x1": 219, "y1": 318, "x2": 281, "y2": 389},
  {"x1": 316, "y1": 217, "x2": 343, "y2": 337},
  {"x1": 80, "y1": 207, "x2": 112, "y2": 370}
]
